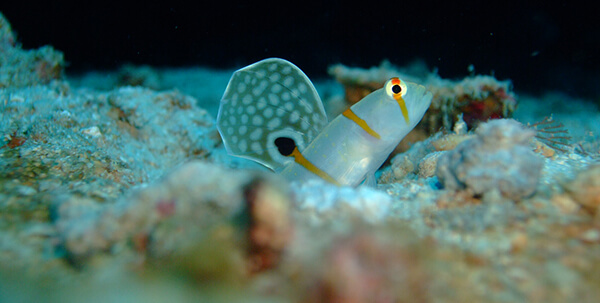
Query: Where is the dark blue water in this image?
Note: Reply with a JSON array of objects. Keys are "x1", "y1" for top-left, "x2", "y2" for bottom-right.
[{"x1": 2, "y1": 2, "x2": 598, "y2": 98}]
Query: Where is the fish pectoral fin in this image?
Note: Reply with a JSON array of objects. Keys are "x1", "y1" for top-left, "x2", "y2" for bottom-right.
[
  {"x1": 216, "y1": 58, "x2": 328, "y2": 171},
  {"x1": 360, "y1": 172, "x2": 377, "y2": 188}
]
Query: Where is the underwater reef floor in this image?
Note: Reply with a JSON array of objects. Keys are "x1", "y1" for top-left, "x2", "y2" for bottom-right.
[
  {"x1": 2, "y1": 13, "x2": 600, "y2": 303},
  {"x1": 1, "y1": 67, "x2": 600, "y2": 302}
]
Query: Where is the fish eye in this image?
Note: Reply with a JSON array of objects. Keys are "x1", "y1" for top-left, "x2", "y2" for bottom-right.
[
  {"x1": 274, "y1": 137, "x2": 296, "y2": 156},
  {"x1": 385, "y1": 77, "x2": 408, "y2": 98}
]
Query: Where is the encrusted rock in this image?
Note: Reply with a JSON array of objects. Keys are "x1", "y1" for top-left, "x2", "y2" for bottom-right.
[
  {"x1": 436, "y1": 119, "x2": 543, "y2": 201},
  {"x1": 392, "y1": 155, "x2": 415, "y2": 179},
  {"x1": 0, "y1": 13, "x2": 65, "y2": 88},
  {"x1": 291, "y1": 180, "x2": 393, "y2": 224},
  {"x1": 564, "y1": 165, "x2": 600, "y2": 215},
  {"x1": 306, "y1": 232, "x2": 429, "y2": 303},
  {"x1": 417, "y1": 151, "x2": 444, "y2": 178},
  {"x1": 55, "y1": 161, "x2": 252, "y2": 260},
  {"x1": 117, "y1": 64, "x2": 161, "y2": 89},
  {"x1": 241, "y1": 178, "x2": 293, "y2": 274}
]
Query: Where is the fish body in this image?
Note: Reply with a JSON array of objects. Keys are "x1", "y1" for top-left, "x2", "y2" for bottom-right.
[{"x1": 217, "y1": 58, "x2": 432, "y2": 186}]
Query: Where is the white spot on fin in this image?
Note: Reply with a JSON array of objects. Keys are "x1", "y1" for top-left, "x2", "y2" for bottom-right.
[{"x1": 217, "y1": 58, "x2": 329, "y2": 171}]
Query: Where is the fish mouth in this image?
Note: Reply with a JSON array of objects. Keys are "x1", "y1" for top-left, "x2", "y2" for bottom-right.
[
  {"x1": 413, "y1": 83, "x2": 428, "y2": 98},
  {"x1": 406, "y1": 83, "x2": 430, "y2": 103},
  {"x1": 404, "y1": 83, "x2": 433, "y2": 123}
]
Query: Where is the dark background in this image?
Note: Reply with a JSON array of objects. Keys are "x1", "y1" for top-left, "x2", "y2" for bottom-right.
[{"x1": 2, "y1": 1, "x2": 599, "y2": 98}]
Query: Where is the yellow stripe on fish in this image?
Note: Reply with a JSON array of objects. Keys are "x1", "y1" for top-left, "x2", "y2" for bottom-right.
[
  {"x1": 388, "y1": 77, "x2": 410, "y2": 124},
  {"x1": 342, "y1": 108, "x2": 381, "y2": 139},
  {"x1": 217, "y1": 58, "x2": 432, "y2": 187},
  {"x1": 272, "y1": 136, "x2": 340, "y2": 185}
]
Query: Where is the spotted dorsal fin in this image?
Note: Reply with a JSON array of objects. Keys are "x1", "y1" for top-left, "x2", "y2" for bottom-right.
[{"x1": 217, "y1": 58, "x2": 328, "y2": 171}]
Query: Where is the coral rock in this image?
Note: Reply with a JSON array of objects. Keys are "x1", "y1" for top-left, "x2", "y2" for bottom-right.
[
  {"x1": 0, "y1": 13, "x2": 65, "y2": 88},
  {"x1": 55, "y1": 161, "x2": 252, "y2": 260},
  {"x1": 436, "y1": 119, "x2": 543, "y2": 201},
  {"x1": 428, "y1": 76, "x2": 516, "y2": 132},
  {"x1": 242, "y1": 178, "x2": 293, "y2": 274},
  {"x1": 417, "y1": 151, "x2": 444, "y2": 178},
  {"x1": 291, "y1": 180, "x2": 393, "y2": 223},
  {"x1": 565, "y1": 165, "x2": 600, "y2": 215},
  {"x1": 307, "y1": 233, "x2": 429, "y2": 303},
  {"x1": 117, "y1": 64, "x2": 161, "y2": 89}
]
